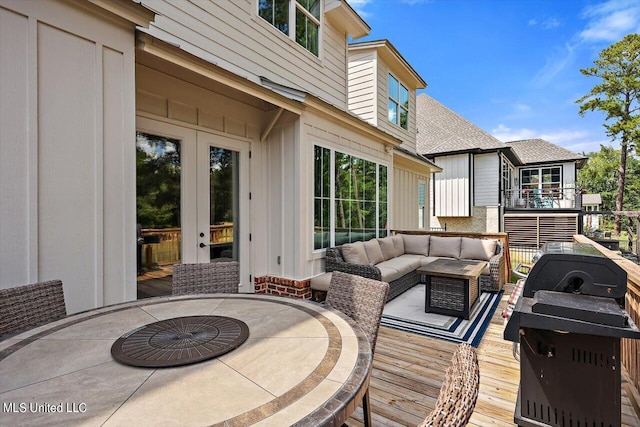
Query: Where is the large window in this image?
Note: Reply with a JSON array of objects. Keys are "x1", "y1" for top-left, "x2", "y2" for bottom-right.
[
  {"x1": 314, "y1": 146, "x2": 388, "y2": 249},
  {"x1": 521, "y1": 166, "x2": 561, "y2": 191},
  {"x1": 388, "y1": 74, "x2": 409, "y2": 130},
  {"x1": 259, "y1": 0, "x2": 320, "y2": 56}
]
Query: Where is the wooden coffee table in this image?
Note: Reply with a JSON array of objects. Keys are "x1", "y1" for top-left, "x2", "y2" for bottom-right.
[{"x1": 418, "y1": 259, "x2": 485, "y2": 319}]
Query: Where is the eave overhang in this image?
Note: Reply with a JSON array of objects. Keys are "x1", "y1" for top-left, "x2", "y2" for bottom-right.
[
  {"x1": 325, "y1": 0, "x2": 370, "y2": 40},
  {"x1": 136, "y1": 32, "x2": 305, "y2": 116},
  {"x1": 394, "y1": 146, "x2": 442, "y2": 174},
  {"x1": 90, "y1": 0, "x2": 155, "y2": 27}
]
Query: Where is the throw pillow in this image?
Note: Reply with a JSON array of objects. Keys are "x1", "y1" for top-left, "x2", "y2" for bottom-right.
[
  {"x1": 341, "y1": 241, "x2": 370, "y2": 265},
  {"x1": 401, "y1": 234, "x2": 430, "y2": 256},
  {"x1": 391, "y1": 235, "x2": 405, "y2": 256},
  {"x1": 363, "y1": 240, "x2": 384, "y2": 265},
  {"x1": 429, "y1": 236, "x2": 461, "y2": 259},
  {"x1": 377, "y1": 236, "x2": 396, "y2": 261},
  {"x1": 460, "y1": 237, "x2": 497, "y2": 261}
]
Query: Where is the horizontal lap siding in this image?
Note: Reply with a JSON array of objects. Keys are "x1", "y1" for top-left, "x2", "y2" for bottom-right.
[
  {"x1": 348, "y1": 51, "x2": 376, "y2": 124},
  {"x1": 145, "y1": 0, "x2": 348, "y2": 109},
  {"x1": 504, "y1": 214, "x2": 578, "y2": 246}
]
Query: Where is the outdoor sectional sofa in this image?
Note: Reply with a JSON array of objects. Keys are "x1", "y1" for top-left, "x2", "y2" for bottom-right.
[{"x1": 323, "y1": 233, "x2": 505, "y2": 301}]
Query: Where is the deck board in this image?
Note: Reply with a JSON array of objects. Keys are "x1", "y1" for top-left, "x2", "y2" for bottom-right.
[{"x1": 348, "y1": 283, "x2": 640, "y2": 426}]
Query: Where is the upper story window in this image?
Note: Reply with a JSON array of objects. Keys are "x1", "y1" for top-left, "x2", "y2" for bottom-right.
[
  {"x1": 388, "y1": 74, "x2": 409, "y2": 130},
  {"x1": 259, "y1": 0, "x2": 320, "y2": 56},
  {"x1": 521, "y1": 166, "x2": 561, "y2": 192}
]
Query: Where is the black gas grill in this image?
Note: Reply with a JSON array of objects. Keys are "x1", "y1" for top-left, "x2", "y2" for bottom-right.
[{"x1": 504, "y1": 242, "x2": 640, "y2": 427}]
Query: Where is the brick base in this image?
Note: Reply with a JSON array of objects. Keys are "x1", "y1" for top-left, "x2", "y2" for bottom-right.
[{"x1": 254, "y1": 276, "x2": 312, "y2": 299}]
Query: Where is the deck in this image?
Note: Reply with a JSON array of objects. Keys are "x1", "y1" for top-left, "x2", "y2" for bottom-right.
[{"x1": 347, "y1": 283, "x2": 640, "y2": 426}]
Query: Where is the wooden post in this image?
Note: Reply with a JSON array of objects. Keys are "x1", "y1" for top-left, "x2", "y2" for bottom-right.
[{"x1": 636, "y1": 217, "x2": 639, "y2": 256}]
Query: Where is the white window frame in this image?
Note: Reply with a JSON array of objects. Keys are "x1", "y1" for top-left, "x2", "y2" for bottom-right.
[
  {"x1": 418, "y1": 180, "x2": 426, "y2": 229},
  {"x1": 257, "y1": 0, "x2": 322, "y2": 57},
  {"x1": 520, "y1": 165, "x2": 562, "y2": 191},
  {"x1": 388, "y1": 73, "x2": 409, "y2": 130},
  {"x1": 312, "y1": 144, "x2": 389, "y2": 251}
]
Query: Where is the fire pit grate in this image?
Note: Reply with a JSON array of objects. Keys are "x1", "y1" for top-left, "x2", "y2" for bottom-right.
[{"x1": 111, "y1": 315, "x2": 249, "y2": 368}]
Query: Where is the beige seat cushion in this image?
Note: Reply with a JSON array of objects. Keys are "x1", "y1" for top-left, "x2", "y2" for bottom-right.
[
  {"x1": 378, "y1": 266, "x2": 402, "y2": 283},
  {"x1": 460, "y1": 237, "x2": 497, "y2": 261},
  {"x1": 363, "y1": 240, "x2": 384, "y2": 265},
  {"x1": 341, "y1": 241, "x2": 369, "y2": 265},
  {"x1": 377, "y1": 237, "x2": 396, "y2": 261},
  {"x1": 429, "y1": 236, "x2": 461, "y2": 259},
  {"x1": 377, "y1": 256, "x2": 421, "y2": 277},
  {"x1": 392, "y1": 235, "x2": 405, "y2": 256},
  {"x1": 401, "y1": 234, "x2": 430, "y2": 256}
]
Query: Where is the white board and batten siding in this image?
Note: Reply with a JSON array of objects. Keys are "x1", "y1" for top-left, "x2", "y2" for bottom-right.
[
  {"x1": 0, "y1": 0, "x2": 137, "y2": 313},
  {"x1": 393, "y1": 167, "x2": 430, "y2": 230},
  {"x1": 142, "y1": 0, "x2": 350, "y2": 110},
  {"x1": 474, "y1": 153, "x2": 500, "y2": 206},
  {"x1": 432, "y1": 154, "x2": 472, "y2": 217},
  {"x1": 347, "y1": 50, "x2": 377, "y2": 125}
]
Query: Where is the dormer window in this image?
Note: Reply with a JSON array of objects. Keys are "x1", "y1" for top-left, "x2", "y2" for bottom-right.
[
  {"x1": 259, "y1": 0, "x2": 320, "y2": 56},
  {"x1": 388, "y1": 74, "x2": 409, "y2": 130}
]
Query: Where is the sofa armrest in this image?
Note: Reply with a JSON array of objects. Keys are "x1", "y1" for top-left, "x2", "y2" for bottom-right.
[
  {"x1": 325, "y1": 247, "x2": 382, "y2": 281},
  {"x1": 488, "y1": 250, "x2": 506, "y2": 291}
]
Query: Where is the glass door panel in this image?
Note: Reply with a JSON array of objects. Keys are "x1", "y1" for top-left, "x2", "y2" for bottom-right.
[
  {"x1": 135, "y1": 132, "x2": 181, "y2": 299},
  {"x1": 208, "y1": 147, "x2": 239, "y2": 261}
]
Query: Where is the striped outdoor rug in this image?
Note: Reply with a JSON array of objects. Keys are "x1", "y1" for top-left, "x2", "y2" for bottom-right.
[{"x1": 381, "y1": 284, "x2": 502, "y2": 347}]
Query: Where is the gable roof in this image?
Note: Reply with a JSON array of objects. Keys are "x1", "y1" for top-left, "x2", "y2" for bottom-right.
[
  {"x1": 505, "y1": 139, "x2": 587, "y2": 167},
  {"x1": 415, "y1": 94, "x2": 519, "y2": 163},
  {"x1": 348, "y1": 40, "x2": 426, "y2": 89}
]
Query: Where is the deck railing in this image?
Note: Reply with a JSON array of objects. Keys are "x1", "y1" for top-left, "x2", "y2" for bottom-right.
[
  {"x1": 503, "y1": 187, "x2": 582, "y2": 209},
  {"x1": 573, "y1": 235, "x2": 640, "y2": 402},
  {"x1": 140, "y1": 224, "x2": 234, "y2": 267}
]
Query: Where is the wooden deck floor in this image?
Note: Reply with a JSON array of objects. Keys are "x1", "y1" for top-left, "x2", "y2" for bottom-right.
[{"x1": 347, "y1": 283, "x2": 640, "y2": 426}]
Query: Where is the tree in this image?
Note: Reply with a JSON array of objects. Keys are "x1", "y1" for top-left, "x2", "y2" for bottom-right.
[{"x1": 576, "y1": 34, "x2": 640, "y2": 235}]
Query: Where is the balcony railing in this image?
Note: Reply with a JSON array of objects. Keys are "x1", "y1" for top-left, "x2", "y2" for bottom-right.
[{"x1": 503, "y1": 187, "x2": 582, "y2": 210}]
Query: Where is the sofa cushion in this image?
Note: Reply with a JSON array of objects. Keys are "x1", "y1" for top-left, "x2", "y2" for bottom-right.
[
  {"x1": 429, "y1": 236, "x2": 461, "y2": 259},
  {"x1": 377, "y1": 237, "x2": 396, "y2": 261},
  {"x1": 310, "y1": 272, "x2": 332, "y2": 292},
  {"x1": 341, "y1": 241, "x2": 369, "y2": 265},
  {"x1": 401, "y1": 234, "x2": 430, "y2": 256},
  {"x1": 363, "y1": 239, "x2": 384, "y2": 265},
  {"x1": 392, "y1": 235, "x2": 405, "y2": 256},
  {"x1": 377, "y1": 256, "x2": 422, "y2": 276},
  {"x1": 377, "y1": 266, "x2": 403, "y2": 283},
  {"x1": 460, "y1": 237, "x2": 497, "y2": 261}
]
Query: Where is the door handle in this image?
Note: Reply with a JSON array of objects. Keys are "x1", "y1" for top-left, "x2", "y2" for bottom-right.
[{"x1": 199, "y1": 243, "x2": 207, "y2": 248}]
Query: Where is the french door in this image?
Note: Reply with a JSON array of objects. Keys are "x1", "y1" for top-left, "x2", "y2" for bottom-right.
[{"x1": 135, "y1": 118, "x2": 249, "y2": 298}]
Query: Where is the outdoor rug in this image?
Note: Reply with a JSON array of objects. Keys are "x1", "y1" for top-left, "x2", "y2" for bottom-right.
[{"x1": 381, "y1": 284, "x2": 502, "y2": 347}]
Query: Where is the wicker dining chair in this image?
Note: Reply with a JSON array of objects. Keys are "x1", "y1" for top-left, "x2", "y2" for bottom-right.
[
  {"x1": 325, "y1": 271, "x2": 390, "y2": 427},
  {"x1": 172, "y1": 261, "x2": 240, "y2": 295},
  {"x1": 0, "y1": 280, "x2": 67, "y2": 338},
  {"x1": 419, "y1": 343, "x2": 480, "y2": 427}
]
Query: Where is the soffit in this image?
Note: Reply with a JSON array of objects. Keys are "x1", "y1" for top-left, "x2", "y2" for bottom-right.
[{"x1": 136, "y1": 32, "x2": 304, "y2": 115}]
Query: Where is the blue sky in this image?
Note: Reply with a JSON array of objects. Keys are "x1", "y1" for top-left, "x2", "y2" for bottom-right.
[{"x1": 349, "y1": 0, "x2": 640, "y2": 154}]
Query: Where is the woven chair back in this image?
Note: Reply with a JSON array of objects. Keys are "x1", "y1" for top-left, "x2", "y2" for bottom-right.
[
  {"x1": 419, "y1": 343, "x2": 480, "y2": 427},
  {"x1": 172, "y1": 261, "x2": 240, "y2": 295},
  {"x1": 0, "y1": 280, "x2": 66, "y2": 337},
  {"x1": 325, "y1": 271, "x2": 389, "y2": 353}
]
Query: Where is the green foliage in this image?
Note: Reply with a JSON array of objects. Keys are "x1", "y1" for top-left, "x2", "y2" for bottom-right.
[
  {"x1": 576, "y1": 34, "x2": 640, "y2": 233},
  {"x1": 576, "y1": 34, "x2": 640, "y2": 145},
  {"x1": 136, "y1": 134, "x2": 181, "y2": 229},
  {"x1": 579, "y1": 146, "x2": 640, "y2": 211}
]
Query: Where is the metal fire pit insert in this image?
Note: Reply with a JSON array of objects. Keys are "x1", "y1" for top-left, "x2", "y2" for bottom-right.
[{"x1": 111, "y1": 315, "x2": 249, "y2": 368}]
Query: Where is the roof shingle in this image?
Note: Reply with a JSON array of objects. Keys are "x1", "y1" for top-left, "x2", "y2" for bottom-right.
[{"x1": 505, "y1": 139, "x2": 586, "y2": 165}]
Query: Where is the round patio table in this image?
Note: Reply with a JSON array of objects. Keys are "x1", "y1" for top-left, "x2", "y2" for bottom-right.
[{"x1": 0, "y1": 294, "x2": 371, "y2": 426}]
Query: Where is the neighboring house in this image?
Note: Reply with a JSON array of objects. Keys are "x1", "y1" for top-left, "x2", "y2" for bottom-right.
[
  {"x1": 347, "y1": 40, "x2": 441, "y2": 230},
  {"x1": 0, "y1": 0, "x2": 437, "y2": 313},
  {"x1": 503, "y1": 139, "x2": 587, "y2": 247},
  {"x1": 416, "y1": 94, "x2": 521, "y2": 233},
  {"x1": 416, "y1": 94, "x2": 587, "y2": 247},
  {"x1": 582, "y1": 193, "x2": 603, "y2": 232}
]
